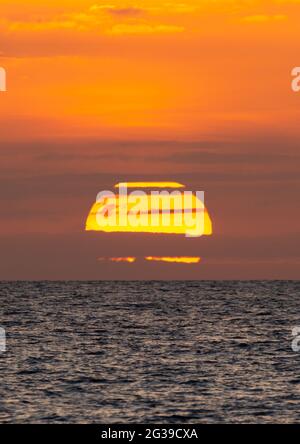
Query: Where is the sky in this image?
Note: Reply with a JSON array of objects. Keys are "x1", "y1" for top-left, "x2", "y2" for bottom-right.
[{"x1": 0, "y1": 0, "x2": 300, "y2": 279}]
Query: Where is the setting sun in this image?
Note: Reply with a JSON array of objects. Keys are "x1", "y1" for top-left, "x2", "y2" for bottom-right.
[{"x1": 86, "y1": 182, "x2": 213, "y2": 237}]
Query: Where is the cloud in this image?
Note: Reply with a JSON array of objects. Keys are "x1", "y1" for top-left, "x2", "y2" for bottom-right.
[
  {"x1": 103, "y1": 6, "x2": 145, "y2": 16},
  {"x1": 98, "y1": 257, "x2": 137, "y2": 263},
  {"x1": 89, "y1": 3, "x2": 196, "y2": 15},
  {"x1": 89, "y1": 4, "x2": 116, "y2": 12},
  {"x1": 145, "y1": 256, "x2": 201, "y2": 264},
  {"x1": 1, "y1": 11, "x2": 99, "y2": 32},
  {"x1": 109, "y1": 23, "x2": 185, "y2": 35},
  {"x1": 242, "y1": 14, "x2": 287, "y2": 23},
  {"x1": 0, "y1": 5, "x2": 184, "y2": 38}
]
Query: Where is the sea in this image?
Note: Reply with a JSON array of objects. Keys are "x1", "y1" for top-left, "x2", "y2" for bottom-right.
[{"x1": 0, "y1": 280, "x2": 299, "y2": 423}]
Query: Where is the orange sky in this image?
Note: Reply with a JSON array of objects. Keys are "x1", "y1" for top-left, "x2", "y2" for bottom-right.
[
  {"x1": 0, "y1": 0, "x2": 300, "y2": 279},
  {"x1": 1, "y1": 0, "x2": 300, "y2": 138}
]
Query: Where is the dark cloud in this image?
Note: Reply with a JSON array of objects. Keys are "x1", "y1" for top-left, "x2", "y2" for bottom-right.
[
  {"x1": 159, "y1": 150, "x2": 299, "y2": 165},
  {"x1": 106, "y1": 7, "x2": 145, "y2": 17},
  {"x1": 0, "y1": 232, "x2": 299, "y2": 280},
  {"x1": 1, "y1": 136, "x2": 299, "y2": 278}
]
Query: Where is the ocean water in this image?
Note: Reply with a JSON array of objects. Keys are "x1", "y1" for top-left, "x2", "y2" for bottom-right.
[{"x1": 0, "y1": 280, "x2": 300, "y2": 424}]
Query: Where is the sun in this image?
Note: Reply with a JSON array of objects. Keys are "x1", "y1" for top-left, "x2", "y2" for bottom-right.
[{"x1": 86, "y1": 182, "x2": 213, "y2": 237}]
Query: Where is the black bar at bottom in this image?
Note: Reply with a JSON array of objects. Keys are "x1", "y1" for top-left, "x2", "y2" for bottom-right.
[{"x1": 0, "y1": 424, "x2": 297, "y2": 441}]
